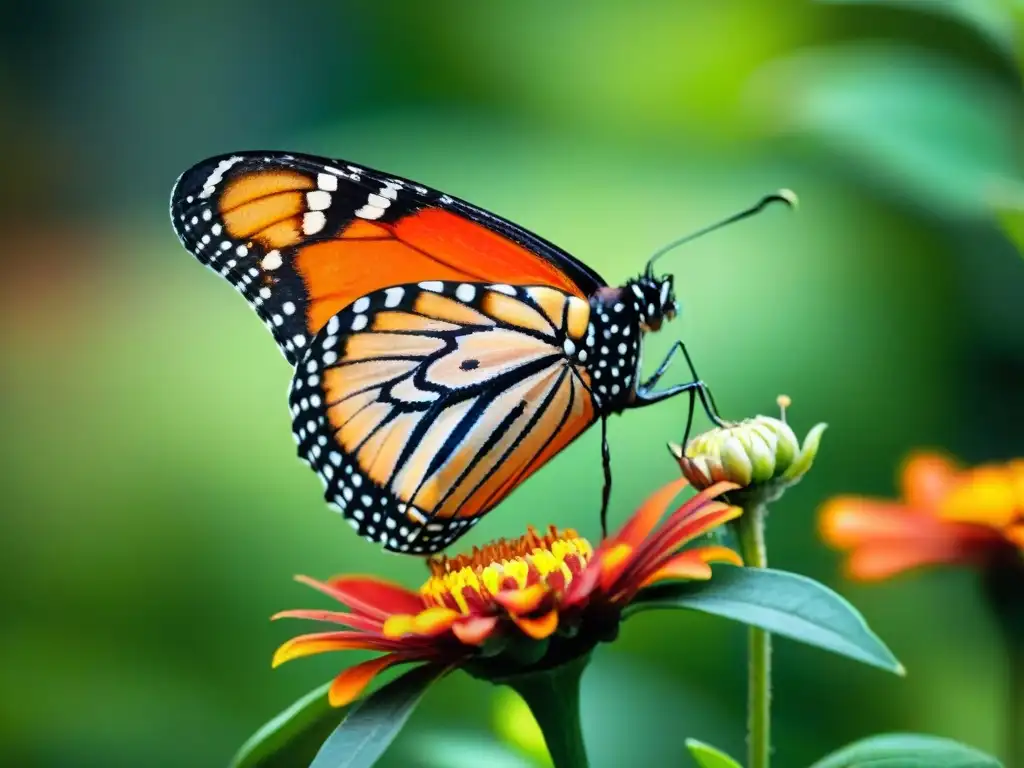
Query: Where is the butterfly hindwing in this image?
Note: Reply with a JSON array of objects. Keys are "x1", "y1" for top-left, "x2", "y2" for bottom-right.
[
  {"x1": 289, "y1": 280, "x2": 598, "y2": 553},
  {"x1": 170, "y1": 151, "x2": 607, "y2": 367}
]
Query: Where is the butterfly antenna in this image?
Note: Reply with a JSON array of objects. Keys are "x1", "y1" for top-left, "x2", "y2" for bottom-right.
[{"x1": 645, "y1": 189, "x2": 798, "y2": 274}]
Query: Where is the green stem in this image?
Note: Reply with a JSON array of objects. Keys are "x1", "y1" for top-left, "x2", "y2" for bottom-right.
[
  {"x1": 736, "y1": 503, "x2": 771, "y2": 768},
  {"x1": 1007, "y1": 627, "x2": 1024, "y2": 768},
  {"x1": 502, "y1": 654, "x2": 591, "y2": 768}
]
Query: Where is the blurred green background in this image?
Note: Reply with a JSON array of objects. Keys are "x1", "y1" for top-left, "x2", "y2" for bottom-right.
[{"x1": 2, "y1": 1, "x2": 1023, "y2": 766}]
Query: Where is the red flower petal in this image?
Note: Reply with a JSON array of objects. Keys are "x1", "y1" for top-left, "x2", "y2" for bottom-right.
[
  {"x1": 899, "y1": 452, "x2": 958, "y2": 509},
  {"x1": 412, "y1": 607, "x2": 461, "y2": 636},
  {"x1": 383, "y1": 606, "x2": 461, "y2": 639},
  {"x1": 844, "y1": 540, "x2": 991, "y2": 581},
  {"x1": 324, "y1": 576, "x2": 425, "y2": 617},
  {"x1": 639, "y1": 501, "x2": 740, "y2": 564},
  {"x1": 328, "y1": 654, "x2": 421, "y2": 708},
  {"x1": 272, "y1": 631, "x2": 406, "y2": 667},
  {"x1": 818, "y1": 498, "x2": 987, "y2": 548},
  {"x1": 271, "y1": 609, "x2": 382, "y2": 632},
  {"x1": 638, "y1": 546, "x2": 743, "y2": 588},
  {"x1": 562, "y1": 559, "x2": 602, "y2": 607},
  {"x1": 452, "y1": 615, "x2": 500, "y2": 645},
  {"x1": 293, "y1": 575, "x2": 423, "y2": 621},
  {"x1": 595, "y1": 485, "x2": 735, "y2": 598},
  {"x1": 820, "y1": 497, "x2": 1008, "y2": 581},
  {"x1": 493, "y1": 584, "x2": 549, "y2": 615},
  {"x1": 511, "y1": 610, "x2": 559, "y2": 640},
  {"x1": 615, "y1": 477, "x2": 689, "y2": 549},
  {"x1": 625, "y1": 500, "x2": 740, "y2": 588},
  {"x1": 597, "y1": 543, "x2": 635, "y2": 592},
  {"x1": 629, "y1": 482, "x2": 737, "y2": 562}
]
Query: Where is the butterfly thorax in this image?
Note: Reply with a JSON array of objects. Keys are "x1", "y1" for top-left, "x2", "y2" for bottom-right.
[{"x1": 583, "y1": 275, "x2": 677, "y2": 414}]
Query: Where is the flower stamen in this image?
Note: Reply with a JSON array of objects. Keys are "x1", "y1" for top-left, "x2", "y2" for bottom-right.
[{"x1": 422, "y1": 526, "x2": 593, "y2": 614}]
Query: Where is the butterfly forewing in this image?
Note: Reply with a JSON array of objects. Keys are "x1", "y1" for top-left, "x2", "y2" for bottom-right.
[
  {"x1": 290, "y1": 280, "x2": 597, "y2": 553},
  {"x1": 170, "y1": 151, "x2": 606, "y2": 366}
]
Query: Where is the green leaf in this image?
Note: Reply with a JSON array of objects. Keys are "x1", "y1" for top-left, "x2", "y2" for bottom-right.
[
  {"x1": 816, "y1": 0, "x2": 1020, "y2": 59},
  {"x1": 751, "y1": 44, "x2": 1024, "y2": 216},
  {"x1": 230, "y1": 682, "x2": 344, "y2": 768},
  {"x1": 686, "y1": 738, "x2": 744, "y2": 768},
  {"x1": 411, "y1": 734, "x2": 541, "y2": 768},
  {"x1": 811, "y1": 732, "x2": 1003, "y2": 767},
  {"x1": 309, "y1": 663, "x2": 445, "y2": 768},
  {"x1": 626, "y1": 566, "x2": 904, "y2": 674}
]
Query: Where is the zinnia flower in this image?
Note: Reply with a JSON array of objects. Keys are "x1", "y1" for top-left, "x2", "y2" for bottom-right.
[
  {"x1": 272, "y1": 478, "x2": 742, "y2": 707},
  {"x1": 819, "y1": 452, "x2": 1024, "y2": 581}
]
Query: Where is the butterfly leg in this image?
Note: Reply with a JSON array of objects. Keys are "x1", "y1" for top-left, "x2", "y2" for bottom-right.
[
  {"x1": 636, "y1": 341, "x2": 724, "y2": 425},
  {"x1": 600, "y1": 414, "x2": 612, "y2": 539},
  {"x1": 683, "y1": 386, "x2": 698, "y2": 449}
]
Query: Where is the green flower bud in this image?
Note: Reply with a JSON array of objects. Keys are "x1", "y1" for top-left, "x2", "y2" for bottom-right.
[{"x1": 669, "y1": 397, "x2": 826, "y2": 506}]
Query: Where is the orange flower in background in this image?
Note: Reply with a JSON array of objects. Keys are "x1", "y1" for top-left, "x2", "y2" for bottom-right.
[
  {"x1": 819, "y1": 452, "x2": 1024, "y2": 581},
  {"x1": 272, "y1": 478, "x2": 742, "y2": 706}
]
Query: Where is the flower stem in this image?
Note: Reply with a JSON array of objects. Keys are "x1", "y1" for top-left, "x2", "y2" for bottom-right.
[
  {"x1": 502, "y1": 655, "x2": 591, "y2": 768},
  {"x1": 736, "y1": 503, "x2": 771, "y2": 768},
  {"x1": 1009, "y1": 634, "x2": 1024, "y2": 768}
]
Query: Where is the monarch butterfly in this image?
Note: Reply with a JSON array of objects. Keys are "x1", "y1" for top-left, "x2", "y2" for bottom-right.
[{"x1": 170, "y1": 151, "x2": 791, "y2": 554}]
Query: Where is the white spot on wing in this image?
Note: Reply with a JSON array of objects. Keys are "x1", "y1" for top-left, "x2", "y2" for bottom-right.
[
  {"x1": 384, "y1": 287, "x2": 405, "y2": 307},
  {"x1": 261, "y1": 250, "x2": 283, "y2": 270},
  {"x1": 306, "y1": 190, "x2": 332, "y2": 211},
  {"x1": 303, "y1": 211, "x2": 326, "y2": 235},
  {"x1": 407, "y1": 507, "x2": 426, "y2": 523},
  {"x1": 199, "y1": 156, "x2": 243, "y2": 199},
  {"x1": 355, "y1": 205, "x2": 385, "y2": 220}
]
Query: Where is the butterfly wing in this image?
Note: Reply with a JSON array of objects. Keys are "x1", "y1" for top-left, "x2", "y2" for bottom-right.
[
  {"x1": 290, "y1": 280, "x2": 597, "y2": 553},
  {"x1": 170, "y1": 151, "x2": 606, "y2": 366}
]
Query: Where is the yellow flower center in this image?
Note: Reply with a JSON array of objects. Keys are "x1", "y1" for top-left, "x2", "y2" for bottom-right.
[{"x1": 421, "y1": 526, "x2": 593, "y2": 614}]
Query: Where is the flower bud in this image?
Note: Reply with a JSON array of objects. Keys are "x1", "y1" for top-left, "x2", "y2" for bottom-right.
[{"x1": 669, "y1": 397, "x2": 826, "y2": 505}]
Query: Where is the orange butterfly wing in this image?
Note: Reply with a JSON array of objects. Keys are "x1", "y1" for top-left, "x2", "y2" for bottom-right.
[
  {"x1": 170, "y1": 152, "x2": 605, "y2": 365},
  {"x1": 289, "y1": 280, "x2": 597, "y2": 554}
]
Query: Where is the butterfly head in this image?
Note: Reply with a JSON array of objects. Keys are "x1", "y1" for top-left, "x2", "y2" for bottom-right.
[{"x1": 630, "y1": 273, "x2": 677, "y2": 333}]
